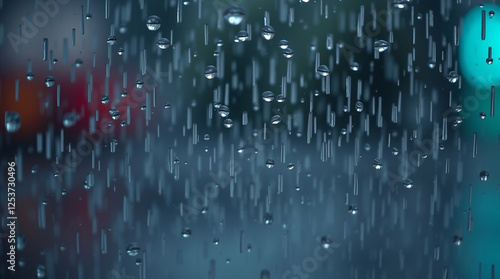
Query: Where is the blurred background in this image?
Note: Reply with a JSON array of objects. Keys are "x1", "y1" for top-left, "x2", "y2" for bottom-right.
[{"x1": 0, "y1": 0, "x2": 498, "y2": 278}]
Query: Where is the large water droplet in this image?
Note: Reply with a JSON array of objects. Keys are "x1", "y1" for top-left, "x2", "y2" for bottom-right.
[
  {"x1": 106, "y1": 36, "x2": 117, "y2": 45},
  {"x1": 223, "y1": 6, "x2": 245, "y2": 25},
  {"x1": 218, "y1": 105, "x2": 230, "y2": 117},
  {"x1": 261, "y1": 25, "x2": 275, "y2": 40},
  {"x1": 146, "y1": 15, "x2": 161, "y2": 31},
  {"x1": 126, "y1": 243, "x2": 140, "y2": 256},
  {"x1": 5, "y1": 112, "x2": 21, "y2": 133},
  {"x1": 262, "y1": 91, "x2": 274, "y2": 102},
  {"x1": 316, "y1": 65, "x2": 330, "y2": 77},
  {"x1": 45, "y1": 76, "x2": 55, "y2": 87},
  {"x1": 157, "y1": 38, "x2": 171, "y2": 49},
  {"x1": 205, "y1": 65, "x2": 217, "y2": 79},
  {"x1": 374, "y1": 40, "x2": 389, "y2": 52}
]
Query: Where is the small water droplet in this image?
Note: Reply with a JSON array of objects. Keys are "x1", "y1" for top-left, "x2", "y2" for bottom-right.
[
  {"x1": 264, "y1": 213, "x2": 273, "y2": 224},
  {"x1": 75, "y1": 59, "x2": 83, "y2": 67},
  {"x1": 480, "y1": 112, "x2": 486, "y2": 119},
  {"x1": 261, "y1": 25, "x2": 275, "y2": 40},
  {"x1": 350, "y1": 62, "x2": 360, "y2": 71},
  {"x1": 121, "y1": 90, "x2": 127, "y2": 97},
  {"x1": 266, "y1": 159, "x2": 275, "y2": 168},
  {"x1": 348, "y1": 205, "x2": 358, "y2": 214},
  {"x1": 224, "y1": 6, "x2": 245, "y2": 25},
  {"x1": 373, "y1": 158, "x2": 383, "y2": 169},
  {"x1": 236, "y1": 30, "x2": 249, "y2": 42},
  {"x1": 480, "y1": 170, "x2": 489, "y2": 181},
  {"x1": 26, "y1": 72, "x2": 35, "y2": 81},
  {"x1": 282, "y1": 48, "x2": 294, "y2": 58},
  {"x1": 279, "y1": 40, "x2": 289, "y2": 49},
  {"x1": 355, "y1": 101, "x2": 364, "y2": 112},
  {"x1": 157, "y1": 38, "x2": 171, "y2": 49},
  {"x1": 262, "y1": 91, "x2": 275, "y2": 102},
  {"x1": 117, "y1": 48, "x2": 124, "y2": 55},
  {"x1": 223, "y1": 119, "x2": 233, "y2": 128},
  {"x1": 182, "y1": 228, "x2": 191, "y2": 238},
  {"x1": 276, "y1": 94, "x2": 286, "y2": 103},
  {"x1": 217, "y1": 105, "x2": 230, "y2": 117},
  {"x1": 316, "y1": 65, "x2": 330, "y2": 76},
  {"x1": 126, "y1": 243, "x2": 140, "y2": 256},
  {"x1": 374, "y1": 40, "x2": 389, "y2": 52},
  {"x1": 63, "y1": 113, "x2": 78, "y2": 128},
  {"x1": 447, "y1": 71, "x2": 458, "y2": 83},
  {"x1": 101, "y1": 95, "x2": 110, "y2": 104},
  {"x1": 45, "y1": 76, "x2": 55, "y2": 87},
  {"x1": 36, "y1": 265, "x2": 46, "y2": 278},
  {"x1": 403, "y1": 179, "x2": 413, "y2": 188},
  {"x1": 271, "y1": 115, "x2": 281, "y2": 124},
  {"x1": 106, "y1": 36, "x2": 117, "y2": 45}
]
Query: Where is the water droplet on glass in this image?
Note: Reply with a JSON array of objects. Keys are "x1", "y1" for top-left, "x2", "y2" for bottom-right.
[
  {"x1": 350, "y1": 62, "x2": 360, "y2": 71},
  {"x1": 53, "y1": 59, "x2": 58, "y2": 64},
  {"x1": 341, "y1": 128, "x2": 347, "y2": 135},
  {"x1": 355, "y1": 101, "x2": 364, "y2": 112},
  {"x1": 427, "y1": 60, "x2": 436, "y2": 69},
  {"x1": 320, "y1": 236, "x2": 332, "y2": 249},
  {"x1": 120, "y1": 121, "x2": 126, "y2": 127},
  {"x1": 392, "y1": 147, "x2": 399, "y2": 155},
  {"x1": 348, "y1": 205, "x2": 358, "y2": 214},
  {"x1": 453, "y1": 235, "x2": 463, "y2": 246},
  {"x1": 403, "y1": 179, "x2": 413, "y2": 188},
  {"x1": 117, "y1": 48, "x2": 124, "y2": 55},
  {"x1": 276, "y1": 94, "x2": 286, "y2": 103},
  {"x1": 270, "y1": 115, "x2": 281, "y2": 125},
  {"x1": 393, "y1": 0, "x2": 409, "y2": 9},
  {"x1": 262, "y1": 91, "x2": 274, "y2": 102},
  {"x1": 45, "y1": 76, "x2": 55, "y2": 87},
  {"x1": 121, "y1": 90, "x2": 127, "y2": 97},
  {"x1": 264, "y1": 213, "x2": 273, "y2": 224},
  {"x1": 373, "y1": 158, "x2": 383, "y2": 169},
  {"x1": 224, "y1": 6, "x2": 245, "y2": 25},
  {"x1": 75, "y1": 59, "x2": 83, "y2": 67},
  {"x1": 261, "y1": 25, "x2": 275, "y2": 40},
  {"x1": 203, "y1": 134, "x2": 210, "y2": 140},
  {"x1": 287, "y1": 163, "x2": 295, "y2": 170},
  {"x1": 447, "y1": 71, "x2": 458, "y2": 83},
  {"x1": 282, "y1": 48, "x2": 294, "y2": 58},
  {"x1": 126, "y1": 243, "x2": 140, "y2": 256},
  {"x1": 136, "y1": 80, "x2": 144, "y2": 88},
  {"x1": 279, "y1": 40, "x2": 289, "y2": 49},
  {"x1": 109, "y1": 107, "x2": 120, "y2": 120},
  {"x1": 374, "y1": 40, "x2": 389, "y2": 52},
  {"x1": 26, "y1": 72, "x2": 34, "y2": 81},
  {"x1": 480, "y1": 112, "x2": 486, "y2": 119},
  {"x1": 157, "y1": 38, "x2": 171, "y2": 49},
  {"x1": 213, "y1": 238, "x2": 220, "y2": 245},
  {"x1": 316, "y1": 65, "x2": 330, "y2": 77},
  {"x1": 236, "y1": 30, "x2": 249, "y2": 41},
  {"x1": 31, "y1": 165, "x2": 38, "y2": 174},
  {"x1": 101, "y1": 95, "x2": 110, "y2": 104},
  {"x1": 5, "y1": 112, "x2": 21, "y2": 133},
  {"x1": 146, "y1": 15, "x2": 161, "y2": 31},
  {"x1": 480, "y1": 170, "x2": 489, "y2": 181},
  {"x1": 63, "y1": 113, "x2": 77, "y2": 128},
  {"x1": 182, "y1": 228, "x2": 191, "y2": 238},
  {"x1": 205, "y1": 65, "x2": 217, "y2": 79},
  {"x1": 217, "y1": 105, "x2": 230, "y2": 117},
  {"x1": 106, "y1": 36, "x2": 117, "y2": 45},
  {"x1": 489, "y1": 10, "x2": 495, "y2": 18},
  {"x1": 223, "y1": 119, "x2": 233, "y2": 128},
  {"x1": 266, "y1": 159, "x2": 275, "y2": 168},
  {"x1": 36, "y1": 265, "x2": 46, "y2": 278},
  {"x1": 140, "y1": 104, "x2": 147, "y2": 111},
  {"x1": 486, "y1": 57, "x2": 493, "y2": 65}
]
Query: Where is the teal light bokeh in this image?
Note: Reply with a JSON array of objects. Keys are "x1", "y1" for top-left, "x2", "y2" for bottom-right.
[
  {"x1": 456, "y1": 4, "x2": 500, "y2": 278},
  {"x1": 459, "y1": 5, "x2": 500, "y2": 88}
]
